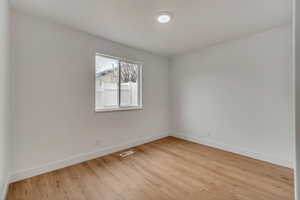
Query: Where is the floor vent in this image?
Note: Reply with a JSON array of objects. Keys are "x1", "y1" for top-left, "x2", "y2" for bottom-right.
[{"x1": 119, "y1": 150, "x2": 135, "y2": 157}]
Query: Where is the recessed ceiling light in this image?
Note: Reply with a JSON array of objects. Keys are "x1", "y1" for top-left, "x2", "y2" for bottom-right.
[{"x1": 156, "y1": 12, "x2": 173, "y2": 24}]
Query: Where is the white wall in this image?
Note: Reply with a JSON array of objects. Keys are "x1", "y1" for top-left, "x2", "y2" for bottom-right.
[
  {"x1": 10, "y1": 11, "x2": 170, "y2": 180},
  {"x1": 294, "y1": 0, "x2": 300, "y2": 197},
  {"x1": 10, "y1": 8, "x2": 294, "y2": 185},
  {"x1": 0, "y1": 0, "x2": 10, "y2": 198},
  {"x1": 171, "y1": 25, "x2": 294, "y2": 167}
]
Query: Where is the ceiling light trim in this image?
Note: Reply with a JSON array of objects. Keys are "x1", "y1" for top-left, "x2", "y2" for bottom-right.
[{"x1": 156, "y1": 11, "x2": 173, "y2": 24}]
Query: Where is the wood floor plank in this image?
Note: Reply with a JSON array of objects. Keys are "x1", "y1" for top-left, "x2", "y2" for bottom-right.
[
  {"x1": 7, "y1": 137, "x2": 294, "y2": 200},
  {"x1": 144, "y1": 139, "x2": 292, "y2": 199}
]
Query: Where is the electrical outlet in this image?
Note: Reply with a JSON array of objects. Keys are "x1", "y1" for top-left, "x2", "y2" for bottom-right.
[
  {"x1": 199, "y1": 131, "x2": 211, "y2": 138},
  {"x1": 95, "y1": 140, "x2": 102, "y2": 146},
  {"x1": 207, "y1": 132, "x2": 211, "y2": 137}
]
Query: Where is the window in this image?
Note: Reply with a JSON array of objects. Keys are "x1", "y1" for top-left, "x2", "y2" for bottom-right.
[{"x1": 95, "y1": 53, "x2": 142, "y2": 112}]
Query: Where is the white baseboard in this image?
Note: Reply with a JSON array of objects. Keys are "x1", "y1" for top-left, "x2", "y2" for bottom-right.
[
  {"x1": 9, "y1": 131, "x2": 293, "y2": 184},
  {"x1": 1, "y1": 176, "x2": 10, "y2": 200},
  {"x1": 10, "y1": 132, "x2": 170, "y2": 183},
  {"x1": 172, "y1": 133, "x2": 293, "y2": 169}
]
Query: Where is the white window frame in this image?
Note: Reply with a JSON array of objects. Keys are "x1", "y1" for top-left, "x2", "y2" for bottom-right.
[{"x1": 95, "y1": 53, "x2": 143, "y2": 112}]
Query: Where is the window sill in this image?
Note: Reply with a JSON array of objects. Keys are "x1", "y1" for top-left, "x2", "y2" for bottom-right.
[{"x1": 95, "y1": 106, "x2": 143, "y2": 113}]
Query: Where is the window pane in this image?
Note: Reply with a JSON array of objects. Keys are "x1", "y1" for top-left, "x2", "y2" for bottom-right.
[
  {"x1": 120, "y1": 61, "x2": 139, "y2": 107},
  {"x1": 95, "y1": 55, "x2": 119, "y2": 110}
]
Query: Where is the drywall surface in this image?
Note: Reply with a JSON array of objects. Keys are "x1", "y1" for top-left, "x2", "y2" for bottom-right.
[
  {"x1": 11, "y1": 11, "x2": 170, "y2": 179},
  {"x1": 0, "y1": 0, "x2": 10, "y2": 198},
  {"x1": 171, "y1": 25, "x2": 294, "y2": 167},
  {"x1": 10, "y1": 8, "x2": 293, "y2": 183},
  {"x1": 295, "y1": 0, "x2": 300, "y2": 197}
]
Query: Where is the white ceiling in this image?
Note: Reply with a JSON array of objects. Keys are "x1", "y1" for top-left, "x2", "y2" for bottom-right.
[{"x1": 11, "y1": 0, "x2": 291, "y2": 57}]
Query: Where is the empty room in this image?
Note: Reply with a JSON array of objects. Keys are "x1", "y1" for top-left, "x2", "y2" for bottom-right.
[{"x1": 2, "y1": 0, "x2": 300, "y2": 199}]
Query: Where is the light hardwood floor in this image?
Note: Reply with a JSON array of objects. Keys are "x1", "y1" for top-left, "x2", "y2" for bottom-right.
[{"x1": 7, "y1": 137, "x2": 294, "y2": 200}]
